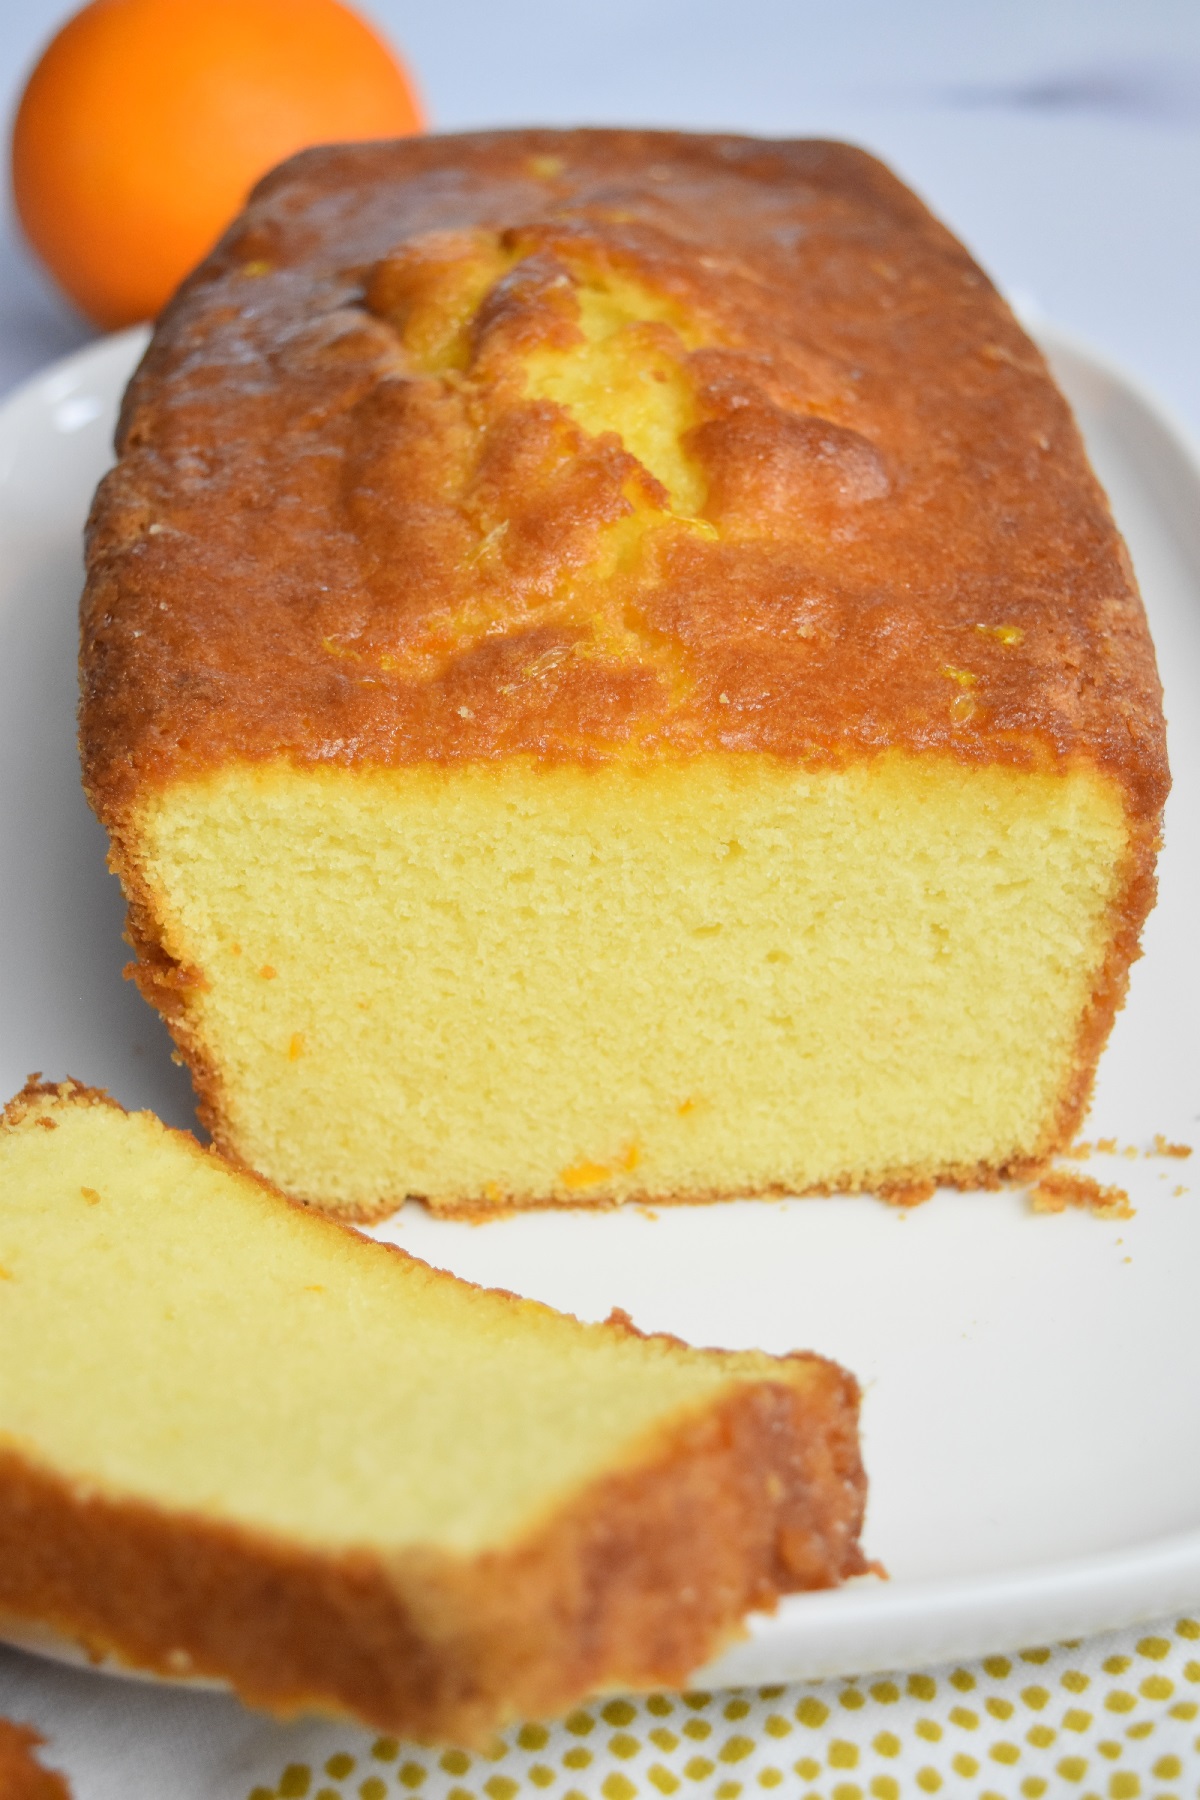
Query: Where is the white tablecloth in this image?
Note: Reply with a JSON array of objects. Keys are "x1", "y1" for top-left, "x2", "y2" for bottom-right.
[{"x1": 3, "y1": 1615, "x2": 1199, "y2": 1800}]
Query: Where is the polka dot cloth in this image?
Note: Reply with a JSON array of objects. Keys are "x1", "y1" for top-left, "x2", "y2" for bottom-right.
[{"x1": 248, "y1": 1616, "x2": 1200, "y2": 1800}]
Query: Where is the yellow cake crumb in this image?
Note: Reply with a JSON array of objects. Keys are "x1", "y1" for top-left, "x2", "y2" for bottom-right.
[
  {"x1": 560, "y1": 1159, "x2": 614, "y2": 1192},
  {"x1": 1030, "y1": 1171, "x2": 1133, "y2": 1220},
  {"x1": 1153, "y1": 1135, "x2": 1192, "y2": 1158}
]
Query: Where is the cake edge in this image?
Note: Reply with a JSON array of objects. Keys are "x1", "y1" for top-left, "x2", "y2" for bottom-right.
[
  {"x1": 0, "y1": 1718, "x2": 73, "y2": 1800},
  {"x1": 0, "y1": 1079, "x2": 870, "y2": 1743}
]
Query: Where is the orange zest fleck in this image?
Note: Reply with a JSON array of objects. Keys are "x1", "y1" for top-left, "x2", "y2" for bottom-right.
[{"x1": 559, "y1": 1159, "x2": 612, "y2": 1191}]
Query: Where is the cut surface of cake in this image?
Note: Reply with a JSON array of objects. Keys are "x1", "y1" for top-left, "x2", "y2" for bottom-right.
[
  {"x1": 80, "y1": 130, "x2": 1168, "y2": 1216},
  {"x1": 0, "y1": 1079, "x2": 868, "y2": 1742}
]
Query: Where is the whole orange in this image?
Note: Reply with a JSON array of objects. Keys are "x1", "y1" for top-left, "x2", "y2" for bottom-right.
[{"x1": 12, "y1": 0, "x2": 425, "y2": 330}]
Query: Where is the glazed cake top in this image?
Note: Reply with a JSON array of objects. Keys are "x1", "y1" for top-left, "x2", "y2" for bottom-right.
[{"x1": 81, "y1": 130, "x2": 1167, "y2": 816}]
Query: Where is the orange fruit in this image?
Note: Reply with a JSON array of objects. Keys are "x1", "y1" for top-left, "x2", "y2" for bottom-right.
[{"x1": 12, "y1": 0, "x2": 425, "y2": 330}]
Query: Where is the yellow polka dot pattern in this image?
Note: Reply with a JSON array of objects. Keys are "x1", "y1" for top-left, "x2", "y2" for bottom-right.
[{"x1": 248, "y1": 1616, "x2": 1200, "y2": 1800}]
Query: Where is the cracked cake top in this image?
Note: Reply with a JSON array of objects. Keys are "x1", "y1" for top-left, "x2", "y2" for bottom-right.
[{"x1": 80, "y1": 129, "x2": 1167, "y2": 817}]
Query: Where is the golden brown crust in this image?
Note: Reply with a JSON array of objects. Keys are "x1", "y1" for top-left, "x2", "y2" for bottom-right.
[
  {"x1": 0, "y1": 1082, "x2": 869, "y2": 1740},
  {"x1": 2, "y1": 1074, "x2": 116, "y2": 1127},
  {"x1": 80, "y1": 129, "x2": 1168, "y2": 823},
  {"x1": 0, "y1": 1368, "x2": 867, "y2": 1747},
  {"x1": 1038, "y1": 813, "x2": 1161, "y2": 1155},
  {"x1": 0, "y1": 1379, "x2": 868, "y2": 1743},
  {"x1": 0, "y1": 1722, "x2": 72, "y2": 1800}
]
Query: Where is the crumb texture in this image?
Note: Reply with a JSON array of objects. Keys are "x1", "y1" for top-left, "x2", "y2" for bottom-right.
[{"x1": 134, "y1": 753, "x2": 1131, "y2": 1211}]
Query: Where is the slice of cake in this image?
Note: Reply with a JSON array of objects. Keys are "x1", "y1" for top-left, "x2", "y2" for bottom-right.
[
  {"x1": 80, "y1": 130, "x2": 1168, "y2": 1217},
  {"x1": 0, "y1": 1080, "x2": 868, "y2": 1742}
]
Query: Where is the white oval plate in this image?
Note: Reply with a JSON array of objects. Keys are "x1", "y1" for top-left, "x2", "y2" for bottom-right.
[{"x1": 0, "y1": 324, "x2": 1197, "y2": 1692}]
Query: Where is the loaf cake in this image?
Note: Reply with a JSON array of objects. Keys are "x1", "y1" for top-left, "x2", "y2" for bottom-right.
[
  {"x1": 80, "y1": 130, "x2": 1168, "y2": 1217},
  {"x1": 0, "y1": 1079, "x2": 868, "y2": 1742}
]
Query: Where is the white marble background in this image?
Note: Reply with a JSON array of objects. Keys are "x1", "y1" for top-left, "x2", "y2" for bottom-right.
[{"x1": 1, "y1": 0, "x2": 1200, "y2": 430}]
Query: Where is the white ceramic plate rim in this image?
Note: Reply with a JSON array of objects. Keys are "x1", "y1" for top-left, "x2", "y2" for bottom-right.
[{"x1": 0, "y1": 321, "x2": 1197, "y2": 1693}]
